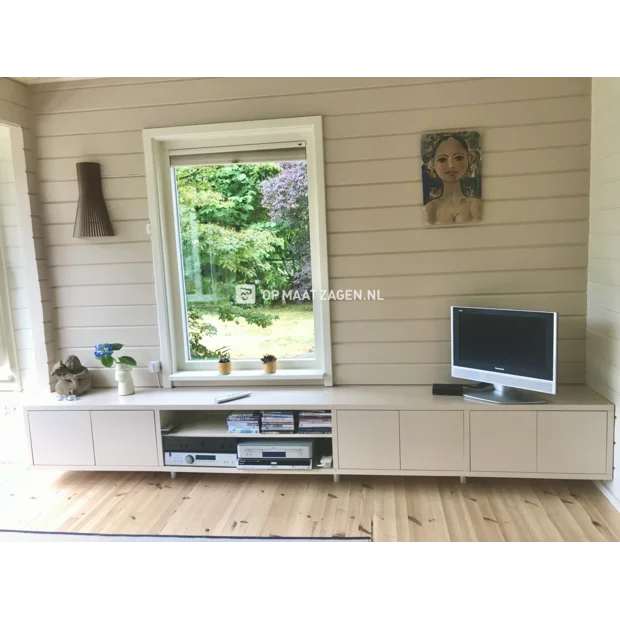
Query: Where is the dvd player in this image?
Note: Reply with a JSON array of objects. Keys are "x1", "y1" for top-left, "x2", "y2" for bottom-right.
[
  {"x1": 237, "y1": 440, "x2": 313, "y2": 460},
  {"x1": 238, "y1": 458, "x2": 312, "y2": 470}
]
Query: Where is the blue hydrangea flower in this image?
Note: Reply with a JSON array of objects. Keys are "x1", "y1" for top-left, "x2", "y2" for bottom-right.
[{"x1": 94, "y1": 343, "x2": 113, "y2": 358}]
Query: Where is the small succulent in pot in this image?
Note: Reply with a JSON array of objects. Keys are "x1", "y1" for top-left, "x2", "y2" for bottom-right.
[
  {"x1": 216, "y1": 347, "x2": 232, "y2": 375},
  {"x1": 261, "y1": 354, "x2": 277, "y2": 374}
]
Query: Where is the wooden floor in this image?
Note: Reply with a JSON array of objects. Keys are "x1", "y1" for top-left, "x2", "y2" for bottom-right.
[{"x1": 1, "y1": 467, "x2": 619, "y2": 541}]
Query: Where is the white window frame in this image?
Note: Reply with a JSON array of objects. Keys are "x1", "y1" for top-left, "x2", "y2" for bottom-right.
[
  {"x1": 0, "y1": 218, "x2": 20, "y2": 391},
  {"x1": 143, "y1": 117, "x2": 332, "y2": 387}
]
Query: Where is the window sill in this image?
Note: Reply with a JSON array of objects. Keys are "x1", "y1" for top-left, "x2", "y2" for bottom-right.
[{"x1": 169, "y1": 368, "x2": 328, "y2": 386}]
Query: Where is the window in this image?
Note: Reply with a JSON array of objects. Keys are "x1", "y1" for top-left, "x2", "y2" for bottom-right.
[
  {"x1": 0, "y1": 225, "x2": 19, "y2": 391},
  {"x1": 0, "y1": 308, "x2": 12, "y2": 381},
  {"x1": 144, "y1": 118, "x2": 332, "y2": 386}
]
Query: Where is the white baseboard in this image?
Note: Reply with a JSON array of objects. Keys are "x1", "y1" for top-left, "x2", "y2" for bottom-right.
[{"x1": 595, "y1": 481, "x2": 620, "y2": 513}]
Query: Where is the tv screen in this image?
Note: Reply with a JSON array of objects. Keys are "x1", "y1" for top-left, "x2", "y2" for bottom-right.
[{"x1": 452, "y1": 307, "x2": 555, "y2": 381}]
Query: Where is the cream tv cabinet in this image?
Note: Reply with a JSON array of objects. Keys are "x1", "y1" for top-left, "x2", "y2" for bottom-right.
[{"x1": 22, "y1": 386, "x2": 614, "y2": 482}]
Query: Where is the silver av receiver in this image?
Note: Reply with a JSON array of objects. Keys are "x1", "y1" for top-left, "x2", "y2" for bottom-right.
[
  {"x1": 164, "y1": 452, "x2": 238, "y2": 467},
  {"x1": 163, "y1": 432, "x2": 237, "y2": 467}
]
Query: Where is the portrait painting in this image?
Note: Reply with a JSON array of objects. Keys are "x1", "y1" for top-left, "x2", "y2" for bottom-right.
[{"x1": 421, "y1": 131, "x2": 482, "y2": 226}]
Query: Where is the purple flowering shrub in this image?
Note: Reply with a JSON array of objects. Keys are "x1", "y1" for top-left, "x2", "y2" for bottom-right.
[
  {"x1": 261, "y1": 162, "x2": 312, "y2": 294},
  {"x1": 262, "y1": 162, "x2": 309, "y2": 221}
]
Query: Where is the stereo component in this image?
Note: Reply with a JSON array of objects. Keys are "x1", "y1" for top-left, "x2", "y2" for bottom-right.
[
  {"x1": 163, "y1": 435, "x2": 237, "y2": 453},
  {"x1": 237, "y1": 440, "x2": 313, "y2": 460},
  {"x1": 164, "y1": 451, "x2": 238, "y2": 467},
  {"x1": 238, "y1": 458, "x2": 312, "y2": 470}
]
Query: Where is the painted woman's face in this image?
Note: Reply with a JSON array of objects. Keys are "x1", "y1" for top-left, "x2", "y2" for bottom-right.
[{"x1": 432, "y1": 137, "x2": 469, "y2": 183}]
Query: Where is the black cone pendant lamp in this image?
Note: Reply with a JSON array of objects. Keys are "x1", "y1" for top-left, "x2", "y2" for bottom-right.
[{"x1": 73, "y1": 162, "x2": 114, "y2": 238}]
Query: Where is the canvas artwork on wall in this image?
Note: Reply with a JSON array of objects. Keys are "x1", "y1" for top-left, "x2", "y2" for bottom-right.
[{"x1": 421, "y1": 131, "x2": 482, "y2": 226}]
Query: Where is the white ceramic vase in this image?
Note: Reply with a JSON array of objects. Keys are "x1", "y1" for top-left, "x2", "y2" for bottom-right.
[{"x1": 114, "y1": 363, "x2": 135, "y2": 396}]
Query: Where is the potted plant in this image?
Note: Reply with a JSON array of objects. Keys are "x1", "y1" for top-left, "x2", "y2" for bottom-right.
[
  {"x1": 94, "y1": 343, "x2": 137, "y2": 396},
  {"x1": 216, "y1": 348, "x2": 232, "y2": 375},
  {"x1": 261, "y1": 354, "x2": 277, "y2": 374}
]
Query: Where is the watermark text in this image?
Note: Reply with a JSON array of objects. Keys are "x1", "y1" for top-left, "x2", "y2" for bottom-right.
[{"x1": 236, "y1": 285, "x2": 384, "y2": 303}]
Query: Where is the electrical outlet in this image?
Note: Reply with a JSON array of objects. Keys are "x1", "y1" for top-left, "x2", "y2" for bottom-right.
[{"x1": 148, "y1": 361, "x2": 162, "y2": 373}]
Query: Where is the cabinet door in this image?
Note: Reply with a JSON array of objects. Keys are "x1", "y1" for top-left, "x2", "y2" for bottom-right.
[
  {"x1": 337, "y1": 410, "x2": 399, "y2": 470},
  {"x1": 470, "y1": 410, "x2": 536, "y2": 473},
  {"x1": 538, "y1": 410, "x2": 608, "y2": 474},
  {"x1": 28, "y1": 410, "x2": 95, "y2": 466},
  {"x1": 400, "y1": 410, "x2": 464, "y2": 471},
  {"x1": 91, "y1": 410, "x2": 158, "y2": 467}
]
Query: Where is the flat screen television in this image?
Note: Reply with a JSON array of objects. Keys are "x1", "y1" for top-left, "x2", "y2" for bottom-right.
[{"x1": 451, "y1": 306, "x2": 557, "y2": 404}]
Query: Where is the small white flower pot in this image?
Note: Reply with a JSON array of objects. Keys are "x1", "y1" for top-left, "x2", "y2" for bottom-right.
[{"x1": 115, "y1": 363, "x2": 135, "y2": 396}]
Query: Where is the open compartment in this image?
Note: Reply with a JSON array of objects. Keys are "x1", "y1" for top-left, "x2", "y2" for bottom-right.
[{"x1": 159, "y1": 409, "x2": 333, "y2": 472}]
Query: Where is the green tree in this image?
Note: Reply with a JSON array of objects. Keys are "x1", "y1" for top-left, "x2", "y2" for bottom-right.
[
  {"x1": 176, "y1": 164, "x2": 280, "y2": 228},
  {"x1": 175, "y1": 164, "x2": 284, "y2": 359},
  {"x1": 178, "y1": 205, "x2": 287, "y2": 290}
]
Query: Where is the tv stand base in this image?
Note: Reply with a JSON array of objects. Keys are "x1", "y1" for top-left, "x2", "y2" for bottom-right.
[{"x1": 464, "y1": 384, "x2": 547, "y2": 405}]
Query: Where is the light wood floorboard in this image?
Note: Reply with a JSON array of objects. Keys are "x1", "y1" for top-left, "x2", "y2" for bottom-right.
[{"x1": 1, "y1": 467, "x2": 619, "y2": 541}]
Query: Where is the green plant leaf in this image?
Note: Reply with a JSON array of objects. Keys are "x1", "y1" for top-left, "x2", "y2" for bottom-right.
[
  {"x1": 118, "y1": 356, "x2": 137, "y2": 366},
  {"x1": 110, "y1": 343, "x2": 123, "y2": 351},
  {"x1": 101, "y1": 355, "x2": 114, "y2": 368}
]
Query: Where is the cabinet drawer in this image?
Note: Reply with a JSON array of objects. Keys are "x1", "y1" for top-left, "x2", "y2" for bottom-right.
[
  {"x1": 337, "y1": 410, "x2": 399, "y2": 470},
  {"x1": 91, "y1": 410, "x2": 158, "y2": 467},
  {"x1": 470, "y1": 410, "x2": 536, "y2": 473},
  {"x1": 538, "y1": 410, "x2": 608, "y2": 474},
  {"x1": 29, "y1": 410, "x2": 95, "y2": 466},
  {"x1": 400, "y1": 410, "x2": 464, "y2": 471}
]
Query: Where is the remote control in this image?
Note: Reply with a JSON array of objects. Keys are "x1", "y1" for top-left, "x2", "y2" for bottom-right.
[{"x1": 215, "y1": 391, "x2": 252, "y2": 404}]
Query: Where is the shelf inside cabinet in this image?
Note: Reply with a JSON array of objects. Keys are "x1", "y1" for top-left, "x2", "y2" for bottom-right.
[{"x1": 163, "y1": 413, "x2": 332, "y2": 439}]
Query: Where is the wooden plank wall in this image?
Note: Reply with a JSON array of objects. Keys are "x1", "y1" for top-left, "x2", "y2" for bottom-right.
[
  {"x1": 587, "y1": 77, "x2": 620, "y2": 500},
  {"x1": 30, "y1": 77, "x2": 591, "y2": 387},
  {"x1": 587, "y1": 78, "x2": 620, "y2": 402}
]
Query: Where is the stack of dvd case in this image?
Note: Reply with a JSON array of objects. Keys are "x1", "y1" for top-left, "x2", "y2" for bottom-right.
[
  {"x1": 226, "y1": 411, "x2": 261, "y2": 434},
  {"x1": 298, "y1": 411, "x2": 332, "y2": 434},
  {"x1": 260, "y1": 411, "x2": 295, "y2": 434}
]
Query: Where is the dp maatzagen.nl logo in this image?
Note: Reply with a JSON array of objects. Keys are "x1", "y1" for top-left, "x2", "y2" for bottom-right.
[
  {"x1": 235, "y1": 284, "x2": 256, "y2": 304},
  {"x1": 236, "y1": 285, "x2": 384, "y2": 304}
]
